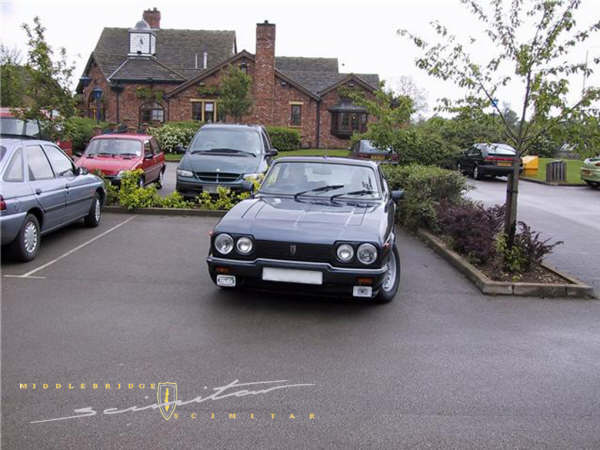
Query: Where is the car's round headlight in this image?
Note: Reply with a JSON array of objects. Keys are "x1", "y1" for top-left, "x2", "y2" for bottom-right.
[
  {"x1": 214, "y1": 233, "x2": 234, "y2": 255},
  {"x1": 357, "y1": 243, "x2": 377, "y2": 265},
  {"x1": 236, "y1": 237, "x2": 253, "y2": 255},
  {"x1": 336, "y1": 243, "x2": 354, "y2": 263}
]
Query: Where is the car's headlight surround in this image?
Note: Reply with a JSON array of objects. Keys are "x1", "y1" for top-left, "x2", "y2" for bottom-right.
[
  {"x1": 177, "y1": 169, "x2": 193, "y2": 177},
  {"x1": 243, "y1": 172, "x2": 262, "y2": 181},
  {"x1": 357, "y1": 243, "x2": 378, "y2": 265},
  {"x1": 214, "y1": 233, "x2": 234, "y2": 255},
  {"x1": 236, "y1": 236, "x2": 254, "y2": 255},
  {"x1": 336, "y1": 243, "x2": 354, "y2": 263}
]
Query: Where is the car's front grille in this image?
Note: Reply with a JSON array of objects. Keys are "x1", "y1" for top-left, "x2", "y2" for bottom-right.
[
  {"x1": 194, "y1": 172, "x2": 241, "y2": 183},
  {"x1": 255, "y1": 240, "x2": 332, "y2": 263}
]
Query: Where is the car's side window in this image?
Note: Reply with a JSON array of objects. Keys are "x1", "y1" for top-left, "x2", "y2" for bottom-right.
[
  {"x1": 150, "y1": 138, "x2": 161, "y2": 154},
  {"x1": 144, "y1": 141, "x2": 153, "y2": 156},
  {"x1": 43, "y1": 145, "x2": 74, "y2": 177},
  {"x1": 26, "y1": 145, "x2": 54, "y2": 181},
  {"x1": 3, "y1": 148, "x2": 24, "y2": 182}
]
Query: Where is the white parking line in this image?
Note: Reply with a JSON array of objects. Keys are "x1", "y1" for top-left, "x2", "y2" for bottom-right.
[{"x1": 4, "y1": 216, "x2": 136, "y2": 279}]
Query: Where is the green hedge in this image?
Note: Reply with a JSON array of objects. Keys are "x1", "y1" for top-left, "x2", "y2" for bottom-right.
[
  {"x1": 266, "y1": 126, "x2": 302, "y2": 151},
  {"x1": 147, "y1": 121, "x2": 202, "y2": 153},
  {"x1": 382, "y1": 164, "x2": 469, "y2": 230},
  {"x1": 63, "y1": 117, "x2": 110, "y2": 152}
]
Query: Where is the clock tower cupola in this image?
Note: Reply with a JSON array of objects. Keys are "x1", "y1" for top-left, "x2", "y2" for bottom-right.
[{"x1": 128, "y1": 18, "x2": 156, "y2": 56}]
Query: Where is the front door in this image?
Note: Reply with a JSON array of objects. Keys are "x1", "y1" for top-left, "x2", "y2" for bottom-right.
[{"x1": 25, "y1": 145, "x2": 67, "y2": 232}]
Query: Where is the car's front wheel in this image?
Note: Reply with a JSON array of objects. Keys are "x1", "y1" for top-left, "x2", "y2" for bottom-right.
[
  {"x1": 585, "y1": 180, "x2": 599, "y2": 189},
  {"x1": 8, "y1": 213, "x2": 41, "y2": 262},
  {"x1": 375, "y1": 245, "x2": 400, "y2": 303},
  {"x1": 156, "y1": 169, "x2": 164, "y2": 189},
  {"x1": 84, "y1": 193, "x2": 101, "y2": 227},
  {"x1": 473, "y1": 165, "x2": 482, "y2": 180}
]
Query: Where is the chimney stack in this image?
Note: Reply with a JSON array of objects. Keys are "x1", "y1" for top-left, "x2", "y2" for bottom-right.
[
  {"x1": 143, "y1": 7, "x2": 161, "y2": 29},
  {"x1": 254, "y1": 21, "x2": 276, "y2": 124}
]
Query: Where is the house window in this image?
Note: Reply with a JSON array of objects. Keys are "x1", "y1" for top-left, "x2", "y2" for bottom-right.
[
  {"x1": 87, "y1": 93, "x2": 105, "y2": 121},
  {"x1": 140, "y1": 102, "x2": 164, "y2": 123},
  {"x1": 290, "y1": 104, "x2": 302, "y2": 126},
  {"x1": 191, "y1": 100, "x2": 218, "y2": 122},
  {"x1": 330, "y1": 111, "x2": 368, "y2": 138},
  {"x1": 239, "y1": 63, "x2": 248, "y2": 74}
]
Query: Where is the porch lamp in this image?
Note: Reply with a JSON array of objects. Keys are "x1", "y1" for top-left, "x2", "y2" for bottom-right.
[{"x1": 92, "y1": 87, "x2": 103, "y2": 124}]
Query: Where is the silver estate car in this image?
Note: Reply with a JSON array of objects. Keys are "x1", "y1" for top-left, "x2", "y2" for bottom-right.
[{"x1": 0, "y1": 137, "x2": 106, "y2": 261}]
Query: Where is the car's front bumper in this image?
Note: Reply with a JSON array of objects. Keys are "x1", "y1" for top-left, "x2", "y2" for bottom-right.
[
  {"x1": 0, "y1": 211, "x2": 26, "y2": 245},
  {"x1": 581, "y1": 167, "x2": 600, "y2": 183},
  {"x1": 177, "y1": 177, "x2": 251, "y2": 197},
  {"x1": 206, "y1": 255, "x2": 389, "y2": 298}
]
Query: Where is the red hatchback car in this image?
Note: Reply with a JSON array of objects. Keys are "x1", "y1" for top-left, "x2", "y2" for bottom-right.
[{"x1": 76, "y1": 134, "x2": 165, "y2": 187}]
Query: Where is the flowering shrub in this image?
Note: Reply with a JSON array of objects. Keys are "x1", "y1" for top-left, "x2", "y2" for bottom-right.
[{"x1": 147, "y1": 121, "x2": 201, "y2": 152}]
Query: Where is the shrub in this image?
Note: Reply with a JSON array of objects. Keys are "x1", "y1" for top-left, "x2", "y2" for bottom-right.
[
  {"x1": 437, "y1": 201, "x2": 505, "y2": 263},
  {"x1": 389, "y1": 127, "x2": 461, "y2": 167},
  {"x1": 496, "y1": 222, "x2": 563, "y2": 273},
  {"x1": 266, "y1": 126, "x2": 302, "y2": 151},
  {"x1": 147, "y1": 121, "x2": 202, "y2": 152},
  {"x1": 196, "y1": 187, "x2": 251, "y2": 210},
  {"x1": 63, "y1": 116, "x2": 110, "y2": 152},
  {"x1": 381, "y1": 164, "x2": 469, "y2": 230},
  {"x1": 92, "y1": 171, "x2": 119, "y2": 205}
]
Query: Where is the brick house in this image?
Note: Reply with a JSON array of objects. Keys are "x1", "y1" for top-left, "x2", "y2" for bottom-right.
[{"x1": 77, "y1": 9, "x2": 379, "y2": 148}]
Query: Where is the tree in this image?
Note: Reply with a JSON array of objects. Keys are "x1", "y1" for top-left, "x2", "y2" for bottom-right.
[
  {"x1": 18, "y1": 17, "x2": 76, "y2": 138},
  {"x1": 400, "y1": 0, "x2": 600, "y2": 246},
  {"x1": 388, "y1": 75, "x2": 429, "y2": 117},
  {"x1": 0, "y1": 44, "x2": 26, "y2": 107},
  {"x1": 218, "y1": 65, "x2": 252, "y2": 122}
]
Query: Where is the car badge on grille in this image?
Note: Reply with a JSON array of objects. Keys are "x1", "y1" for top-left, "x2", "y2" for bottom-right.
[
  {"x1": 290, "y1": 244, "x2": 296, "y2": 256},
  {"x1": 216, "y1": 168, "x2": 221, "y2": 172}
]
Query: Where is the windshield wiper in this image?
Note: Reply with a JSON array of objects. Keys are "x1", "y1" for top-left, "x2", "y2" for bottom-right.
[
  {"x1": 330, "y1": 189, "x2": 377, "y2": 201},
  {"x1": 293, "y1": 184, "x2": 345, "y2": 200},
  {"x1": 97, "y1": 152, "x2": 114, "y2": 157}
]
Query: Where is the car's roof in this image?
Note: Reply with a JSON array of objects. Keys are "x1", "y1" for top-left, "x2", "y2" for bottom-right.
[
  {"x1": 200, "y1": 123, "x2": 264, "y2": 131},
  {"x1": 92, "y1": 133, "x2": 151, "y2": 141},
  {"x1": 274, "y1": 156, "x2": 379, "y2": 169},
  {"x1": 0, "y1": 137, "x2": 52, "y2": 148}
]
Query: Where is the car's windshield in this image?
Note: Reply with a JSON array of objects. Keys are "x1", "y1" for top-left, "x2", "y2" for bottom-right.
[
  {"x1": 189, "y1": 128, "x2": 262, "y2": 155},
  {"x1": 260, "y1": 162, "x2": 380, "y2": 198},
  {"x1": 0, "y1": 117, "x2": 41, "y2": 138},
  {"x1": 361, "y1": 140, "x2": 388, "y2": 153},
  {"x1": 85, "y1": 139, "x2": 142, "y2": 156},
  {"x1": 485, "y1": 143, "x2": 516, "y2": 155}
]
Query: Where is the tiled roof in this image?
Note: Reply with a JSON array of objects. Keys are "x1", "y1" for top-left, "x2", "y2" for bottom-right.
[
  {"x1": 275, "y1": 56, "x2": 338, "y2": 73},
  {"x1": 107, "y1": 57, "x2": 184, "y2": 82},
  {"x1": 91, "y1": 27, "x2": 236, "y2": 81}
]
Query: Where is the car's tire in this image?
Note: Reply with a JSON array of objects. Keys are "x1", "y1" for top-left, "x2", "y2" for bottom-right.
[
  {"x1": 585, "y1": 180, "x2": 599, "y2": 189},
  {"x1": 8, "y1": 213, "x2": 41, "y2": 262},
  {"x1": 156, "y1": 169, "x2": 164, "y2": 189},
  {"x1": 473, "y1": 165, "x2": 482, "y2": 180},
  {"x1": 375, "y1": 245, "x2": 400, "y2": 303},
  {"x1": 84, "y1": 193, "x2": 101, "y2": 227}
]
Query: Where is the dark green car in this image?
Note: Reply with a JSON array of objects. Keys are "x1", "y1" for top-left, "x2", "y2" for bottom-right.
[{"x1": 581, "y1": 156, "x2": 600, "y2": 188}]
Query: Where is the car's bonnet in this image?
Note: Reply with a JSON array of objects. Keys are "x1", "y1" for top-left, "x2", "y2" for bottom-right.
[
  {"x1": 180, "y1": 153, "x2": 259, "y2": 174},
  {"x1": 77, "y1": 156, "x2": 138, "y2": 174},
  {"x1": 218, "y1": 197, "x2": 382, "y2": 244}
]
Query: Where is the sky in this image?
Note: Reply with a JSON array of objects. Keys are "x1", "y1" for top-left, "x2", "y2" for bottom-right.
[{"x1": 1, "y1": 0, "x2": 600, "y2": 117}]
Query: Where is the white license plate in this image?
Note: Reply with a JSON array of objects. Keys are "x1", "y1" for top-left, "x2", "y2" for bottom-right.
[
  {"x1": 203, "y1": 184, "x2": 218, "y2": 193},
  {"x1": 216, "y1": 275, "x2": 236, "y2": 287},
  {"x1": 262, "y1": 267, "x2": 323, "y2": 285}
]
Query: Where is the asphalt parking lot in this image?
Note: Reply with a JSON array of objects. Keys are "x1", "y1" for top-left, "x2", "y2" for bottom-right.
[{"x1": 2, "y1": 212, "x2": 600, "y2": 449}]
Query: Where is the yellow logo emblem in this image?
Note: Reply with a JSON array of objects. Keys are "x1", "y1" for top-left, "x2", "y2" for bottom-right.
[{"x1": 157, "y1": 382, "x2": 177, "y2": 421}]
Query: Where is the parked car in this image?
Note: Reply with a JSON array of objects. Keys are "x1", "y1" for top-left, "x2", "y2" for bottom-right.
[
  {"x1": 350, "y1": 139, "x2": 397, "y2": 162},
  {"x1": 76, "y1": 134, "x2": 165, "y2": 187},
  {"x1": 0, "y1": 136, "x2": 105, "y2": 261},
  {"x1": 206, "y1": 157, "x2": 404, "y2": 303},
  {"x1": 457, "y1": 143, "x2": 523, "y2": 179},
  {"x1": 581, "y1": 156, "x2": 600, "y2": 188},
  {"x1": 176, "y1": 124, "x2": 278, "y2": 199},
  {"x1": 0, "y1": 107, "x2": 73, "y2": 156}
]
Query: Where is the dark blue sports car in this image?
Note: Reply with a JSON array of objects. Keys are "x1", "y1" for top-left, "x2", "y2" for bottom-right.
[{"x1": 206, "y1": 157, "x2": 403, "y2": 302}]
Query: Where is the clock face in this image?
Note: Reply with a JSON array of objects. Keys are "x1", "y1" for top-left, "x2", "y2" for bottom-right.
[{"x1": 130, "y1": 33, "x2": 149, "y2": 54}]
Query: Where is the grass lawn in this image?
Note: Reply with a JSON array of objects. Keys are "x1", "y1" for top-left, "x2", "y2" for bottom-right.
[
  {"x1": 164, "y1": 148, "x2": 349, "y2": 162},
  {"x1": 521, "y1": 157, "x2": 585, "y2": 185}
]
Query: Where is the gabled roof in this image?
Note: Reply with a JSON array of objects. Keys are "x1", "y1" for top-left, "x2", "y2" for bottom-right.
[
  {"x1": 318, "y1": 73, "x2": 380, "y2": 96},
  {"x1": 88, "y1": 27, "x2": 236, "y2": 81},
  {"x1": 107, "y1": 57, "x2": 185, "y2": 82}
]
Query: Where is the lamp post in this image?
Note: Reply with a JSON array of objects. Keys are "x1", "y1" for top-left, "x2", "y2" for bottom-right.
[{"x1": 92, "y1": 87, "x2": 103, "y2": 124}]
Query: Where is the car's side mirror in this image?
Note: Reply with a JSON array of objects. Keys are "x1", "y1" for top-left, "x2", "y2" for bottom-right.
[
  {"x1": 241, "y1": 180, "x2": 254, "y2": 192},
  {"x1": 73, "y1": 150, "x2": 83, "y2": 157},
  {"x1": 175, "y1": 145, "x2": 185, "y2": 154},
  {"x1": 77, "y1": 166, "x2": 89, "y2": 176},
  {"x1": 144, "y1": 153, "x2": 153, "y2": 159},
  {"x1": 266, "y1": 148, "x2": 279, "y2": 157},
  {"x1": 391, "y1": 190, "x2": 404, "y2": 202}
]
